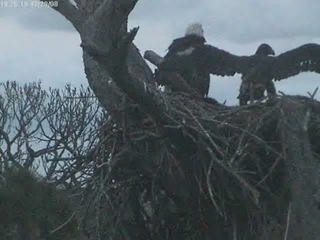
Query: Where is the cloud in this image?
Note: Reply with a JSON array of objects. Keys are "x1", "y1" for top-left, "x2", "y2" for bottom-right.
[
  {"x1": 131, "y1": 0, "x2": 320, "y2": 44},
  {"x1": 0, "y1": 0, "x2": 75, "y2": 31},
  {"x1": 0, "y1": 18, "x2": 86, "y2": 89},
  {"x1": 0, "y1": 0, "x2": 319, "y2": 104}
]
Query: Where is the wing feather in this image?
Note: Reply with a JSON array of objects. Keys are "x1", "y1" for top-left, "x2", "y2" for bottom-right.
[
  {"x1": 160, "y1": 44, "x2": 259, "y2": 77},
  {"x1": 271, "y1": 43, "x2": 320, "y2": 81},
  {"x1": 192, "y1": 45, "x2": 257, "y2": 77}
]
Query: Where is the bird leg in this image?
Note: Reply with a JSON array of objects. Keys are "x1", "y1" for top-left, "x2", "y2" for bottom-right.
[
  {"x1": 238, "y1": 74, "x2": 251, "y2": 105},
  {"x1": 265, "y1": 80, "x2": 277, "y2": 98},
  {"x1": 249, "y1": 81, "x2": 255, "y2": 104}
]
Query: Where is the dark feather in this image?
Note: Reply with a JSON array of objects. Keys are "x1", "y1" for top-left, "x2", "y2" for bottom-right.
[
  {"x1": 166, "y1": 35, "x2": 206, "y2": 58},
  {"x1": 159, "y1": 38, "x2": 320, "y2": 103},
  {"x1": 190, "y1": 43, "x2": 320, "y2": 104},
  {"x1": 271, "y1": 43, "x2": 320, "y2": 80},
  {"x1": 158, "y1": 34, "x2": 208, "y2": 96},
  {"x1": 191, "y1": 43, "x2": 320, "y2": 81}
]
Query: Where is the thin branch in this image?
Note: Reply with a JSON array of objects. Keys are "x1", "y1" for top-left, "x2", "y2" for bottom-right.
[
  {"x1": 206, "y1": 158, "x2": 223, "y2": 216},
  {"x1": 307, "y1": 87, "x2": 319, "y2": 99},
  {"x1": 206, "y1": 146, "x2": 260, "y2": 205},
  {"x1": 283, "y1": 202, "x2": 292, "y2": 240},
  {"x1": 50, "y1": 212, "x2": 76, "y2": 235},
  {"x1": 184, "y1": 106, "x2": 225, "y2": 157}
]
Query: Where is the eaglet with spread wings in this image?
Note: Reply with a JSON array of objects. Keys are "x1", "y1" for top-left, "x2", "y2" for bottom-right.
[{"x1": 158, "y1": 29, "x2": 320, "y2": 105}]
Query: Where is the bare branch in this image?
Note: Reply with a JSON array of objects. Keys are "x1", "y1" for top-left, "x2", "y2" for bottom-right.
[
  {"x1": 40, "y1": 0, "x2": 84, "y2": 32},
  {"x1": 144, "y1": 50, "x2": 163, "y2": 67},
  {"x1": 307, "y1": 86, "x2": 319, "y2": 99},
  {"x1": 49, "y1": 212, "x2": 76, "y2": 235}
]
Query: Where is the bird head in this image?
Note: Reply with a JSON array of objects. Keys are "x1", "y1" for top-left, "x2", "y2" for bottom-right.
[
  {"x1": 255, "y1": 43, "x2": 275, "y2": 56},
  {"x1": 185, "y1": 23, "x2": 204, "y2": 37}
]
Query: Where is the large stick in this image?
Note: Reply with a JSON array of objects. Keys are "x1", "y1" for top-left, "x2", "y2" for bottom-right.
[{"x1": 144, "y1": 50, "x2": 164, "y2": 67}]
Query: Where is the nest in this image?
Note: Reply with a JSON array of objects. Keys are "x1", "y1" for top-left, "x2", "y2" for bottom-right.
[{"x1": 80, "y1": 93, "x2": 320, "y2": 240}]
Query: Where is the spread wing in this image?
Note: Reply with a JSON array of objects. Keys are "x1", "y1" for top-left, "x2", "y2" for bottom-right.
[
  {"x1": 271, "y1": 43, "x2": 320, "y2": 81},
  {"x1": 161, "y1": 43, "x2": 320, "y2": 80},
  {"x1": 192, "y1": 45, "x2": 255, "y2": 76},
  {"x1": 198, "y1": 43, "x2": 320, "y2": 80},
  {"x1": 159, "y1": 44, "x2": 259, "y2": 77}
]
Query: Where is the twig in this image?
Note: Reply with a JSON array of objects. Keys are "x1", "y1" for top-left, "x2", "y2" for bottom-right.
[
  {"x1": 206, "y1": 147, "x2": 260, "y2": 205},
  {"x1": 50, "y1": 212, "x2": 76, "y2": 235},
  {"x1": 65, "y1": 96, "x2": 97, "y2": 99},
  {"x1": 202, "y1": 117, "x2": 283, "y2": 159},
  {"x1": 229, "y1": 121, "x2": 251, "y2": 165},
  {"x1": 183, "y1": 104, "x2": 261, "y2": 203},
  {"x1": 206, "y1": 159, "x2": 223, "y2": 216},
  {"x1": 232, "y1": 217, "x2": 238, "y2": 240},
  {"x1": 307, "y1": 86, "x2": 319, "y2": 99},
  {"x1": 283, "y1": 202, "x2": 292, "y2": 240},
  {"x1": 184, "y1": 106, "x2": 225, "y2": 158},
  {"x1": 256, "y1": 155, "x2": 282, "y2": 186}
]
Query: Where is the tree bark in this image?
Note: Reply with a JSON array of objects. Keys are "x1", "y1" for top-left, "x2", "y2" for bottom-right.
[{"x1": 280, "y1": 97, "x2": 320, "y2": 240}]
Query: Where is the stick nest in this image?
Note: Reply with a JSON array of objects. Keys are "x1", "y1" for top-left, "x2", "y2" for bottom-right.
[{"x1": 80, "y1": 93, "x2": 320, "y2": 240}]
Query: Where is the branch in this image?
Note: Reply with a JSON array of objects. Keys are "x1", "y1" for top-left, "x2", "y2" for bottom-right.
[
  {"x1": 158, "y1": 72, "x2": 202, "y2": 97},
  {"x1": 41, "y1": 0, "x2": 83, "y2": 32},
  {"x1": 144, "y1": 50, "x2": 163, "y2": 67},
  {"x1": 94, "y1": 0, "x2": 138, "y2": 24},
  {"x1": 75, "y1": 0, "x2": 168, "y2": 124},
  {"x1": 49, "y1": 212, "x2": 76, "y2": 235},
  {"x1": 82, "y1": 0, "x2": 138, "y2": 51}
]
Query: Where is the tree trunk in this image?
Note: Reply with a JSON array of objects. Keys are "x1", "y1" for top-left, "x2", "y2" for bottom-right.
[{"x1": 280, "y1": 98, "x2": 320, "y2": 240}]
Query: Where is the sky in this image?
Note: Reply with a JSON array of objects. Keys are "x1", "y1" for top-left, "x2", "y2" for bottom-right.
[{"x1": 0, "y1": 0, "x2": 320, "y2": 105}]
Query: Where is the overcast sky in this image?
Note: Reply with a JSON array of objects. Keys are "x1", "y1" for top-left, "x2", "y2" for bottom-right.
[{"x1": 0, "y1": 0, "x2": 320, "y2": 105}]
